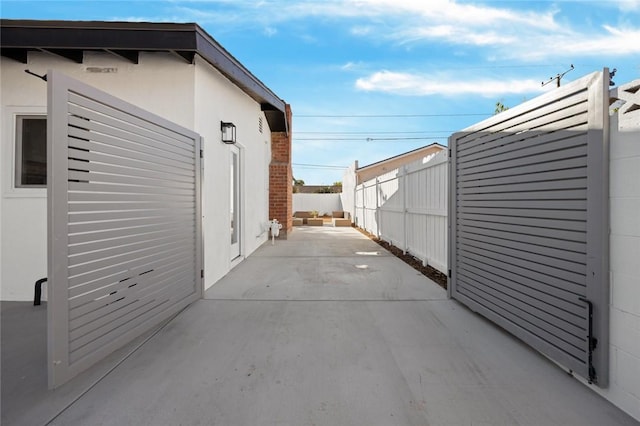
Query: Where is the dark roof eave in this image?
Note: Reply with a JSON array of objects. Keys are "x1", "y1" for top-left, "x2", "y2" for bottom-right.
[{"x1": 0, "y1": 19, "x2": 287, "y2": 131}]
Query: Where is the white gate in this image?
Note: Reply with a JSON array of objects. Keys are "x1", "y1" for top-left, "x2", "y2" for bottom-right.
[
  {"x1": 449, "y1": 70, "x2": 609, "y2": 386},
  {"x1": 47, "y1": 71, "x2": 202, "y2": 388}
]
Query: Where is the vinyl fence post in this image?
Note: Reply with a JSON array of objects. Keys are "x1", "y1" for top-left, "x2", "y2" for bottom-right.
[
  {"x1": 375, "y1": 177, "x2": 380, "y2": 238},
  {"x1": 402, "y1": 166, "x2": 408, "y2": 254}
]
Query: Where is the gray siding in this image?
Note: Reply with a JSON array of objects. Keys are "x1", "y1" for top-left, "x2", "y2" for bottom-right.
[{"x1": 449, "y1": 70, "x2": 609, "y2": 386}]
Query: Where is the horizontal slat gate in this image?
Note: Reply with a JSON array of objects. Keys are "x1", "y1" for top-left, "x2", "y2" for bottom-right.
[
  {"x1": 449, "y1": 70, "x2": 609, "y2": 386},
  {"x1": 47, "y1": 71, "x2": 202, "y2": 388}
]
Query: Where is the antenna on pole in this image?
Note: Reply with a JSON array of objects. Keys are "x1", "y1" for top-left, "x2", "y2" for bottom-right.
[
  {"x1": 609, "y1": 68, "x2": 617, "y2": 87},
  {"x1": 542, "y1": 64, "x2": 574, "y2": 88}
]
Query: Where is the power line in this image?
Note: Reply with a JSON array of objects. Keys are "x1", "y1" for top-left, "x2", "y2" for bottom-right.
[
  {"x1": 296, "y1": 130, "x2": 454, "y2": 134},
  {"x1": 296, "y1": 113, "x2": 491, "y2": 118},
  {"x1": 293, "y1": 136, "x2": 444, "y2": 141}
]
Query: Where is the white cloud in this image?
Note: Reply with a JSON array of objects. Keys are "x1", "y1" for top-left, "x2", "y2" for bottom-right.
[
  {"x1": 616, "y1": 0, "x2": 640, "y2": 11},
  {"x1": 263, "y1": 26, "x2": 278, "y2": 37},
  {"x1": 402, "y1": 25, "x2": 518, "y2": 47},
  {"x1": 283, "y1": 0, "x2": 560, "y2": 31},
  {"x1": 341, "y1": 61, "x2": 369, "y2": 71},
  {"x1": 341, "y1": 62, "x2": 356, "y2": 71},
  {"x1": 355, "y1": 70, "x2": 547, "y2": 97},
  {"x1": 134, "y1": 1, "x2": 640, "y2": 62},
  {"x1": 509, "y1": 25, "x2": 640, "y2": 61},
  {"x1": 350, "y1": 25, "x2": 373, "y2": 36}
]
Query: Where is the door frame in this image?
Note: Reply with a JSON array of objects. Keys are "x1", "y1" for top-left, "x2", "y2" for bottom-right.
[{"x1": 230, "y1": 144, "x2": 243, "y2": 262}]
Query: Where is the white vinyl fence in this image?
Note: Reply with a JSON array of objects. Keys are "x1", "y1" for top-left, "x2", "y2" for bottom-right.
[{"x1": 354, "y1": 150, "x2": 448, "y2": 273}]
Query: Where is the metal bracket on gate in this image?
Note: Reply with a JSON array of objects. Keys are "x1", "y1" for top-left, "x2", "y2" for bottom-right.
[{"x1": 578, "y1": 297, "x2": 598, "y2": 384}]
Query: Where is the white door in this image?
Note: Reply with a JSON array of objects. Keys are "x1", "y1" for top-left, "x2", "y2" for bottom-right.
[{"x1": 230, "y1": 145, "x2": 241, "y2": 260}]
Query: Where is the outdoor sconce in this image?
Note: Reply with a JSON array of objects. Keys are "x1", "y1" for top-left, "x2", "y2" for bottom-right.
[{"x1": 221, "y1": 121, "x2": 237, "y2": 144}]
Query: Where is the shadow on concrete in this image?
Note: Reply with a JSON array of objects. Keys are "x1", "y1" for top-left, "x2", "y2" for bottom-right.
[{"x1": 1, "y1": 301, "x2": 168, "y2": 426}]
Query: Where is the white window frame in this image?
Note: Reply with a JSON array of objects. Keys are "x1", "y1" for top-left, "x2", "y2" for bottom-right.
[
  {"x1": 15, "y1": 114, "x2": 47, "y2": 189},
  {"x1": 2, "y1": 106, "x2": 47, "y2": 197}
]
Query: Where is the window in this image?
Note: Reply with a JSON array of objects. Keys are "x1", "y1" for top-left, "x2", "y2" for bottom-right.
[{"x1": 15, "y1": 115, "x2": 47, "y2": 187}]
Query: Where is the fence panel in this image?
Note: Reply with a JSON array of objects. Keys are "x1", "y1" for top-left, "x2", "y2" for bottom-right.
[
  {"x1": 378, "y1": 169, "x2": 404, "y2": 247},
  {"x1": 353, "y1": 151, "x2": 448, "y2": 274},
  {"x1": 362, "y1": 179, "x2": 378, "y2": 235},
  {"x1": 354, "y1": 185, "x2": 363, "y2": 228},
  {"x1": 405, "y1": 152, "x2": 448, "y2": 272}
]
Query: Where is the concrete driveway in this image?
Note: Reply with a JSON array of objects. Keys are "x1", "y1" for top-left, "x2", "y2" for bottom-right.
[{"x1": 21, "y1": 226, "x2": 640, "y2": 425}]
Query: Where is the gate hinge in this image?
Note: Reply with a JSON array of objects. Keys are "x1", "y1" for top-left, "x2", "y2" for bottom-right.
[
  {"x1": 448, "y1": 269, "x2": 452, "y2": 278},
  {"x1": 448, "y1": 148, "x2": 451, "y2": 158},
  {"x1": 201, "y1": 269, "x2": 204, "y2": 278},
  {"x1": 200, "y1": 149, "x2": 204, "y2": 158}
]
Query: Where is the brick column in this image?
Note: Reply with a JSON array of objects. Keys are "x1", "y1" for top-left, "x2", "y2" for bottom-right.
[{"x1": 269, "y1": 104, "x2": 293, "y2": 238}]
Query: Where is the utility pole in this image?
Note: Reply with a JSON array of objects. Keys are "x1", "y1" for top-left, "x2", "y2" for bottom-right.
[{"x1": 542, "y1": 64, "x2": 574, "y2": 88}]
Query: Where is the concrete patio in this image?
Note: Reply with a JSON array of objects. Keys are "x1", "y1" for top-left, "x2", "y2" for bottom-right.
[{"x1": 2, "y1": 226, "x2": 638, "y2": 425}]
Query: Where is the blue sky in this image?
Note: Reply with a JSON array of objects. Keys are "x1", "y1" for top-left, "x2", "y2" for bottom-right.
[{"x1": 3, "y1": 1, "x2": 640, "y2": 184}]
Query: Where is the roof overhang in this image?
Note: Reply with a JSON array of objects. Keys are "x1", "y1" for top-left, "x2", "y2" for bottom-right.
[{"x1": 0, "y1": 19, "x2": 287, "y2": 132}]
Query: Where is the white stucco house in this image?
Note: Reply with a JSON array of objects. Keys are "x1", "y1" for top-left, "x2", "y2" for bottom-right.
[{"x1": 0, "y1": 19, "x2": 293, "y2": 303}]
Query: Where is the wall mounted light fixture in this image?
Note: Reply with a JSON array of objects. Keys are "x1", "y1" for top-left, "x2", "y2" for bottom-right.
[{"x1": 221, "y1": 121, "x2": 236, "y2": 144}]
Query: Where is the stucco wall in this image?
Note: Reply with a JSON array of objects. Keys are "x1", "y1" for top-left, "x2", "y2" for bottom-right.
[
  {"x1": 0, "y1": 52, "x2": 195, "y2": 301},
  {"x1": 293, "y1": 193, "x2": 342, "y2": 216},
  {"x1": 1, "y1": 51, "x2": 272, "y2": 300},
  {"x1": 194, "y1": 56, "x2": 271, "y2": 289}
]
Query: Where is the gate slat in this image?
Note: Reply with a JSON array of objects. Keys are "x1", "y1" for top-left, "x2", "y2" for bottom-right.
[
  {"x1": 457, "y1": 249, "x2": 586, "y2": 296},
  {"x1": 459, "y1": 256, "x2": 586, "y2": 317},
  {"x1": 67, "y1": 110, "x2": 194, "y2": 158},
  {"x1": 458, "y1": 168, "x2": 587, "y2": 189},
  {"x1": 68, "y1": 93, "x2": 195, "y2": 147},
  {"x1": 69, "y1": 260, "x2": 193, "y2": 310},
  {"x1": 458, "y1": 212, "x2": 586, "y2": 232},
  {"x1": 68, "y1": 159, "x2": 195, "y2": 184},
  {"x1": 69, "y1": 207, "x2": 195, "y2": 224},
  {"x1": 68, "y1": 251, "x2": 195, "y2": 300},
  {"x1": 69, "y1": 138, "x2": 194, "y2": 172},
  {"x1": 458, "y1": 224, "x2": 586, "y2": 252},
  {"x1": 456, "y1": 270, "x2": 586, "y2": 345},
  {"x1": 457, "y1": 156, "x2": 588, "y2": 182},
  {"x1": 458, "y1": 124, "x2": 588, "y2": 170},
  {"x1": 455, "y1": 278, "x2": 587, "y2": 361},
  {"x1": 457, "y1": 145, "x2": 587, "y2": 176},
  {"x1": 68, "y1": 170, "x2": 195, "y2": 190},
  {"x1": 458, "y1": 238, "x2": 586, "y2": 278},
  {"x1": 459, "y1": 229, "x2": 586, "y2": 261},
  {"x1": 67, "y1": 149, "x2": 195, "y2": 178}
]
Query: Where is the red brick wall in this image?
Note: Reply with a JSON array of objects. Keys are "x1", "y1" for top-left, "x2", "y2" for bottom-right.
[{"x1": 269, "y1": 104, "x2": 293, "y2": 237}]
